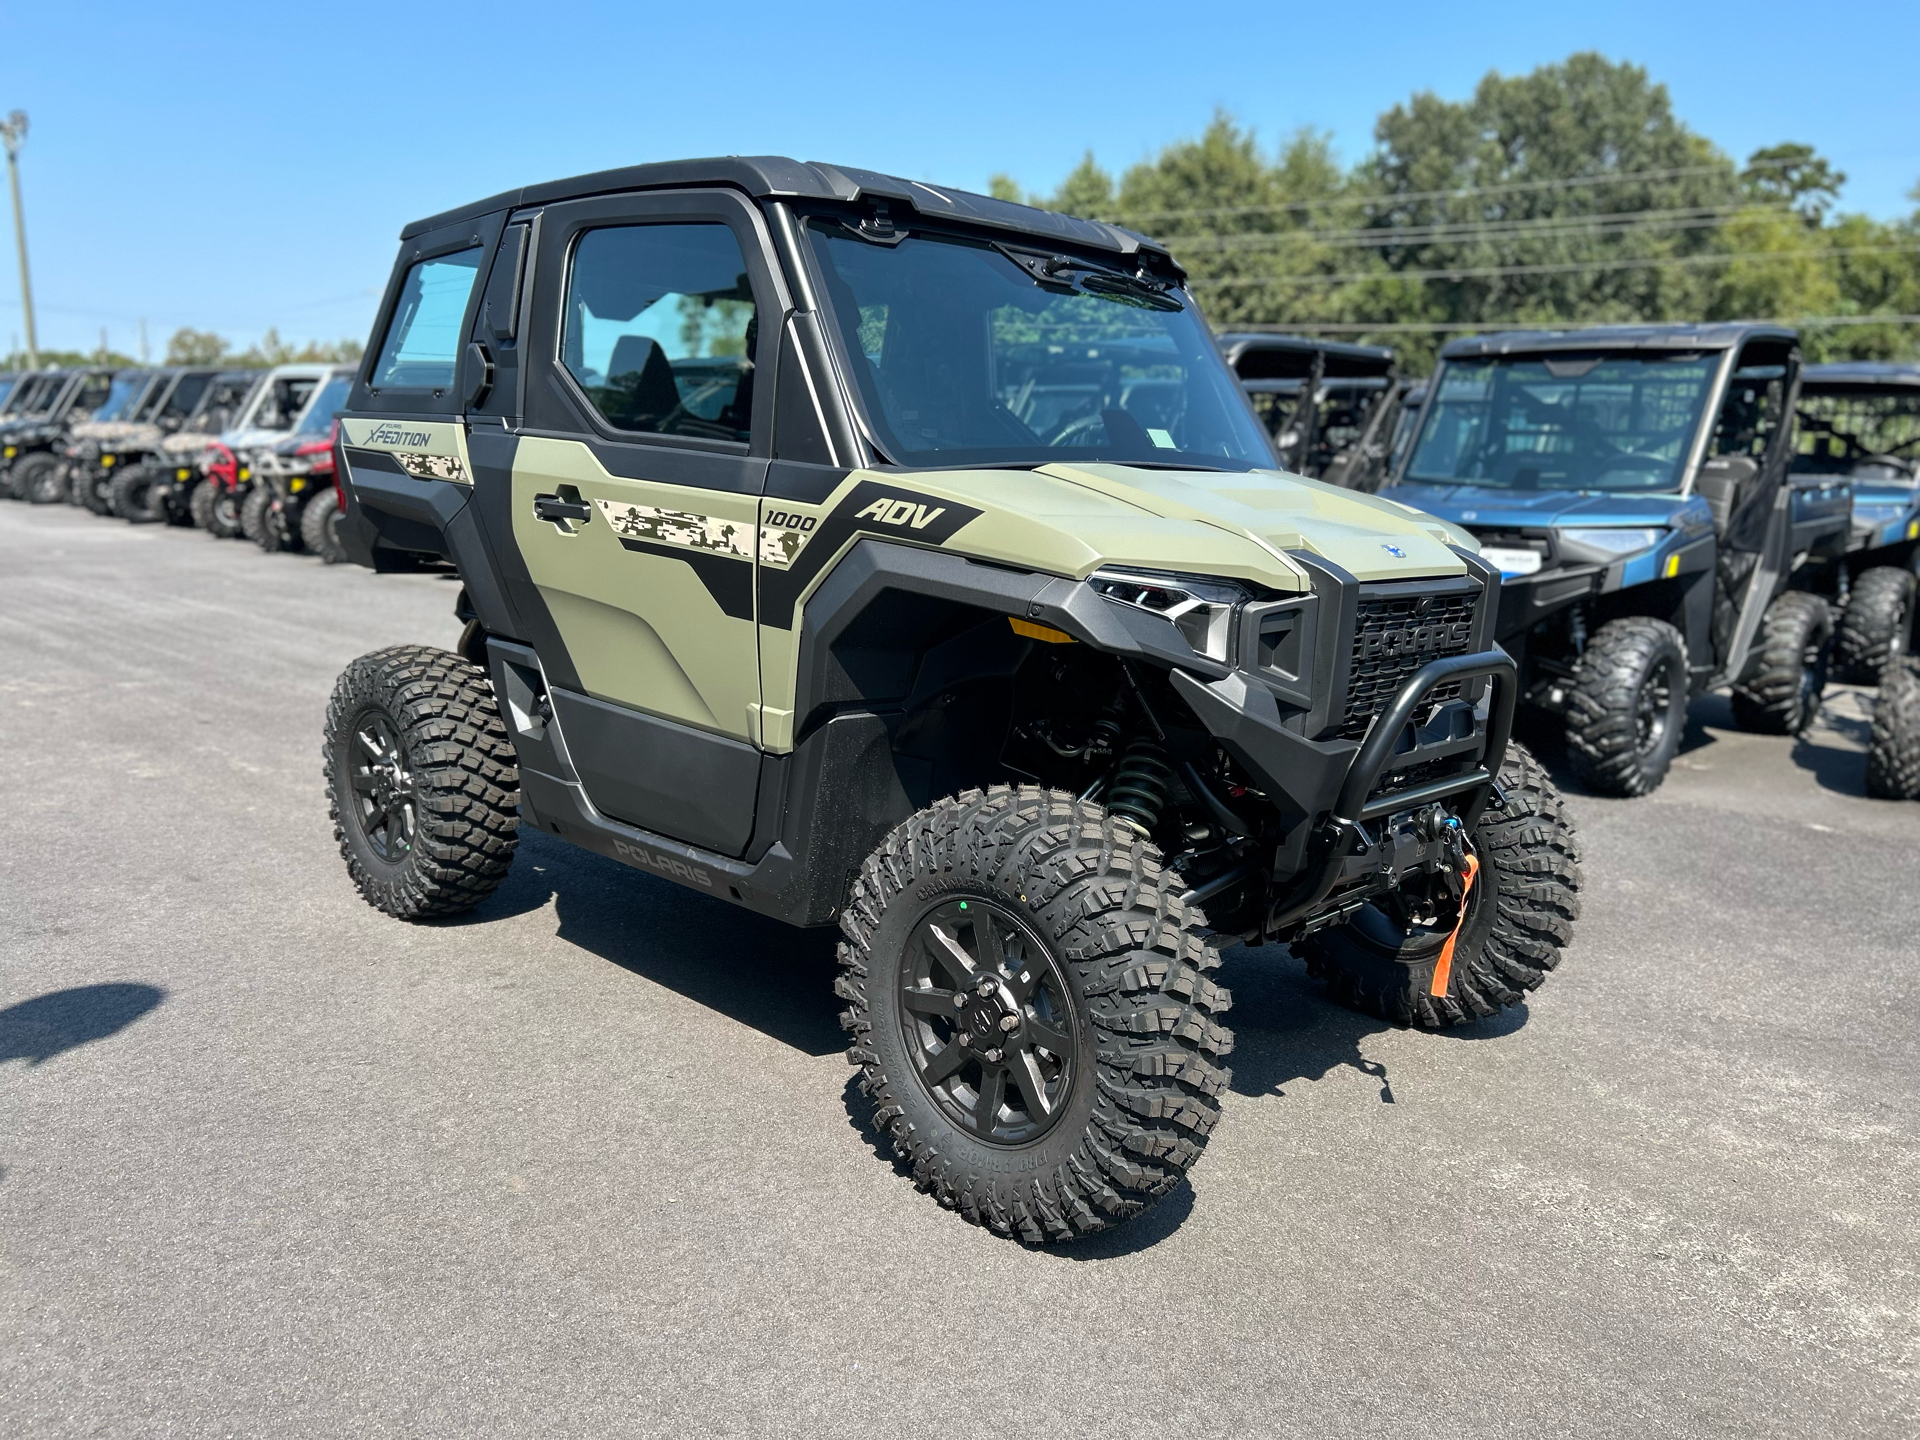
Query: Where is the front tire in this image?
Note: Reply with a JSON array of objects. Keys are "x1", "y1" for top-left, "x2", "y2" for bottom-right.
[
  {"x1": 240, "y1": 484, "x2": 271, "y2": 545},
  {"x1": 17, "y1": 454, "x2": 66, "y2": 505},
  {"x1": 1865, "y1": 659, "x2": 1920, "y2": 801},
  {"x1": 838, "y1": 786, "x2": 1233, "y2": 1243},
  {"x1": 111, "y1": 466, "x2": 168, "y2": 524},
  {"x1": 1301, "y1": 742, "x2": 1582, "y2": 1028},
  {"x1": 323, "y1": 645, "x2": 520, "y2": 919},
  {"x1": 1564, "y1": 617, "x2": 1689, "y2": 796},
  {"x1": 300, "y1": 488, "x2": 348, "y2": 563},
  {"x1": 1833, "y1": 566, "x2": 1916, "y2": 684},
  {"x1": 205, "y1": 484, "x2": 243, "y2": 538},
  {"x1": 1729, "y1": 591, "x2": 1832, "y2": 735}
]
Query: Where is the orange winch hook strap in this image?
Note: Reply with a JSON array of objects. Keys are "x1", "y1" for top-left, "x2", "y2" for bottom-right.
[{"x1": 1429, "y1": 852, "x2": 1481, "y2": 998}]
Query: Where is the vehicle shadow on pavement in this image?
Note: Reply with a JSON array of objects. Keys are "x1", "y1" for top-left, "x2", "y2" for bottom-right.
[
  {"x1": 0, "y1": 982, "x2": 166, "y2": 1069},
  {"x1": 1217, "y1": 944, "x2": 1525, "y2": 1105},
  {"x1": 460, "y1": 827, "x2": 847, "y2": 1057},
  {"x1": 1791, "y1": 689, "x2": 1873, "y2": 798}
]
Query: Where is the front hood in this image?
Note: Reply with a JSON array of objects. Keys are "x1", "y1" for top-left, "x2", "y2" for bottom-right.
[
  {"x1": 863, "y1": 463, "x2": 1477, "y2": 593},
  {"x1": 1383, "y1": 480, "x2": 1691, "y2": 530}
]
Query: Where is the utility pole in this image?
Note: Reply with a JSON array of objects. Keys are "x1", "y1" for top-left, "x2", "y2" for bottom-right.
[
  {"x1": 1, "y1": 111, "x2": 37, "y2": 369},
  {"x1": 139, "y1": 317, "x2": 148, "y2": 364}
]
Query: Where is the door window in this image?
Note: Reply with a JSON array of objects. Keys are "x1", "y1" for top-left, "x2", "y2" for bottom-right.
[
  {"x1": 561, "y1": 223, "x2": 756, "y2": 444},
  {"x1": 371, "y1": 249, "x2": 484, "y2": 391}
]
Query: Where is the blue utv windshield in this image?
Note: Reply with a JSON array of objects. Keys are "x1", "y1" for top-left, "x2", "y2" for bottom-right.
[
  {"x1": 1407, "y1": 353, "x2": 1718, "y2": 493},
  {"x1": 808, "y1": 222, "x2": 1276, "y2": 470}
]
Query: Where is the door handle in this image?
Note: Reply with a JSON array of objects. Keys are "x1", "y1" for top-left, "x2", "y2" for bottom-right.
[{"x1": 533, "y1": 493, "x2": 592, "y2": 524}]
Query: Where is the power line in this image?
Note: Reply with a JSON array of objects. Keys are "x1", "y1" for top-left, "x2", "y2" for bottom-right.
[
  {"x1": 1187, "y1": 242, "x2": 1920, "y2": 289},
  {"x1": 1222, "y1": 313, "x2": 1920, "y2": 334},
  {"x1": 1165, "y1": 203, "x2": 1794, "y2": 254},
  {"x1": 1080, "y1": 155, "x2": 1802, "y2": 226}
]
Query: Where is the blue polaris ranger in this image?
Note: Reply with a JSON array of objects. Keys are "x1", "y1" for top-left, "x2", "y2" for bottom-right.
[
  {"x1": 1381, "y1": 323, "x2": 1854, "y2": 797},
  {"x1": 1788, "y1": 362, "x2": 1920, "y2": 683}
]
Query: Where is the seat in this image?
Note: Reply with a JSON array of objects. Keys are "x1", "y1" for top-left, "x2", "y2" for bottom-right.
[{"x1": 600, "y1": 336, "x2": 682, "y2": 430}]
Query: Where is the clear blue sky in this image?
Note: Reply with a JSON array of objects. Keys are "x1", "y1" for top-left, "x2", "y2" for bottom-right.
[{"x1": 1, "y1": 1, "x2": 1914, "y2": 356}]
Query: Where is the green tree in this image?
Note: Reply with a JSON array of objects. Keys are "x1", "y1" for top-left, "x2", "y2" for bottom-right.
[
  {"x1": 166, "y1": 327, "x2": 229, "y2": 364},
  {"x1": 1743, "y1": 143, "x2": 1846, "y2": 223}
]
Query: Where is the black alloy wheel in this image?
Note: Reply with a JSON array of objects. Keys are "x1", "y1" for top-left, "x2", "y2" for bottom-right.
[
  {"x1": 346, "y1": 710, "x2": 415, "y2": 862},
  {"x1": 899, "y1": 898, "x2": 1077, "y2": 1146},
  {"x1": 1635, "y1": 651, "x2": 1678, "y2": 757}
]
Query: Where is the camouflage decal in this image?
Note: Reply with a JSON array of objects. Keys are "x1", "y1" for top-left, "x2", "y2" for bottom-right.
[
  {"x1": 395, "y1": 452, "x2": 466, "y2": 483},
  {"x1": 597, "y1": 500, "x2": 755, "y2": 559},
  {"x1": 758, "y1": 523, "x2": 816, "y2": 569}
]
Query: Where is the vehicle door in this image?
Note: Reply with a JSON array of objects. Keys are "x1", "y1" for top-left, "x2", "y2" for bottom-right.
[
  {"x1": 1700, "y1": 336, "x2": 1801, "y2": 670},
  {"x1": 499, "y1": 190, "x2": 785, "y2": 856}
]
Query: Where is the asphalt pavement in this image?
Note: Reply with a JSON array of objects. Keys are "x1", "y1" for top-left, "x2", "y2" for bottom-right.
[{"x1": 2, "y1": 501, "x2": 1915, "y2": 1438}]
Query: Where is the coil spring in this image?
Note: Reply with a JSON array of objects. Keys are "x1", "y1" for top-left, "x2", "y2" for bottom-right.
[{"x1": 1106, "y1": 738, "x2": 1173, "y2": 835}]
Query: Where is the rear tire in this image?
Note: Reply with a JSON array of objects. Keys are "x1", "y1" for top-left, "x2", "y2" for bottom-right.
[
  {"x1": 300, "y1": 488, "x2": 347, "y2": 563},
  {"x1": 1564, "y1": 617, "x2": 1689, "y2": 796},
  {"x1": 1301, "y1": 742, "x2": 1582, "y2": 1028},
  {"x1": 1865, "y1": 660, "x2": 1920, "y2": 801},
  {"x1": 838, "y1": 786, "x2": 1233, "y2": 1243},
  {"x1": 1833, "y1": 566, "x2": 1916, "y2": 684},
  {"x1": 111, "y1": 466, "x2": 167, "y2": 524},
  {"x1": 1729, "y1": 591, "x2": 1832, "y2": 735},
  {"x1": 323, "y1": 645, "x2": 520, "y2": 919},
  {"x1": 17, "y1": 454, "x2": 66, "y2": 505}
]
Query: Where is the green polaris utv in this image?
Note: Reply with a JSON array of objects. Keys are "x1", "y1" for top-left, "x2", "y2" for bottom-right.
[{"x1": 322, "y1": 158, "x2": 1581, "y2": 1243}]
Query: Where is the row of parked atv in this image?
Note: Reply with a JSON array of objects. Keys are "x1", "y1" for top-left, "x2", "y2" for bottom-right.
[
  {"x1": 0, "y1": 361, "x2": 355, "y2": 561},
  {"x1": 1223, "y1": 328, "x2": 1920, "y2": 801}
]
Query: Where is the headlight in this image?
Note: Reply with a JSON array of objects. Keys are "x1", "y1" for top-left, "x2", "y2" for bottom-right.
[
  {"x1": 289, "y1": 477, "x2": 306, "y2": 493},
  {"x1": 3, "y1": 446, "x2": 14, "y2": 459},
  {"x1": 101, "y1": 454, "x2": 116, "y2": 467},
  {"x1": 1558, "y1": 527, "x2": 1665, "y2": 563},
  {"x1": 1088, "y1": 568, "x2": 1246, "y2": 664}
]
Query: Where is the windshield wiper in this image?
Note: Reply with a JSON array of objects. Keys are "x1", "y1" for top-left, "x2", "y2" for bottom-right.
[{"x1": 992, "y1": 244, "x2": 1183, "y2": 312}]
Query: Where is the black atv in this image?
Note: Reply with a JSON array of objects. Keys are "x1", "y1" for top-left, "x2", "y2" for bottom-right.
[
  {"x1": 1220, "y1": 334, "x2": 1403, "y2": 491},
  {"x1": 114, "y1": 370, "x2": 264, "y2": 525},
  {"x1": 1383, "y1": 324, "x2": 1854, "y2": 797},
  {"x1": 1785, "y1": 363, "x2": 1920, "y2": 683},
  {"x1": 0, "y1": 368, "x2": 117, "y2": 503}
]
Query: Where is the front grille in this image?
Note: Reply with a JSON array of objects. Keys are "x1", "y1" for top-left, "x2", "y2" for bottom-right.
[{"x1": 1339, "y1": 590, "x2": 1480, "y2": 739}]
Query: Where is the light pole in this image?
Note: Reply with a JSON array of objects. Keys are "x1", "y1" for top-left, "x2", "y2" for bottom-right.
[{"x1": 1, "y1": 111, "x2": 37, "y2": 369}]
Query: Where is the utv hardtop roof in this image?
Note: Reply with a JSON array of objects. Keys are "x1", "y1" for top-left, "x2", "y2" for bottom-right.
[
  {"x1": 1216, "y1": 332, "x2": 1396, "y2": 382},
  {"x1": 1801, "y1": 361, "x2": 1920, "y2": 390},
  {"x1": 1440, "y1": 322, "x2": 1796, "y2": 360},
  {"x1": 398, "y1": 155, "x2": 1179, "y2": 275}
]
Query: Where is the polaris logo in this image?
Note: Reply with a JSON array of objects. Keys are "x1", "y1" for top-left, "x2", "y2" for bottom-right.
[
  {"x1": 613, "y1": 839, "x2": 714, "y2": 888},
  {"x1": 1381, "y1": 543, "x2": 1406, "y2": 558},
  {"x1": 365, "y1": 424, "x2": 432, "y2": 447},
  {"x1": 855, "y1": 497, "x2": 947, "y2": 529}
]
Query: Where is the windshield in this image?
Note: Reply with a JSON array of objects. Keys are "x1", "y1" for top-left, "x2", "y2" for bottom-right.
[
  {"x1": 1404, "y1": 353, "x2": 1718, "y2": 493},
  {"x1": 1794, "y1": 386, "x2": 1920, "y2": 481},
  {"x1": 807, "y1": 222, "x2": 1274, "y2": 470},
  {"x1": 24, "y1": 375, "x2": 68, "y2": 416},
  {"x1": 92, "y1": 374, "x2": 147, "y2": 422},
  {"x1": 294, "y1": 374, "x2": 352, "y2": 437}
]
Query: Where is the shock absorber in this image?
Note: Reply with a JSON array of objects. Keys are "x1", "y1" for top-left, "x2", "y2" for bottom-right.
[{"x1": 1105, "y1": 737, "x2": 1173, "y2": 835}]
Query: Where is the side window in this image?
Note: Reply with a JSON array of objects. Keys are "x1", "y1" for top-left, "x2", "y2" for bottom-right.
[
  {"x1": 372, "y1": 248, "x2": 484, "y2": 390},
  {"x1": 561, "y1": 223, "x2": 757, "y2": 443}
]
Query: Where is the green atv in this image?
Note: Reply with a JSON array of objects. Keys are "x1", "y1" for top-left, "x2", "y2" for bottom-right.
[{"x1": 322, "y1": 158, "x2": 1581, "y2": 1243}]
